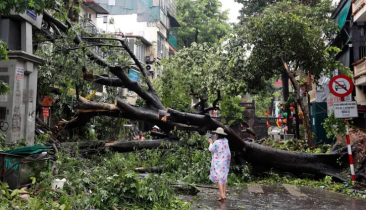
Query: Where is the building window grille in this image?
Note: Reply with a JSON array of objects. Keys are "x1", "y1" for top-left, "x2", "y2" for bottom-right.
[
  {"x1": 157, "y1": 33, "x2": 164, "y2": 58},
  {"x1": 134, "y1": 43, "x2": 146, "y2": 62}
]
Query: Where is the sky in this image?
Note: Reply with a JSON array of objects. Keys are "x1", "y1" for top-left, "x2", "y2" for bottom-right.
[{"x1": 219, "y1": 0, "x2": 242, "y2": 23}]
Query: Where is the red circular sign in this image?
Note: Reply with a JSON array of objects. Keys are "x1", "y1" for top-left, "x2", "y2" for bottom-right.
[{"x1": 329, "y1": 75, "x2": 354, "y2": 98}]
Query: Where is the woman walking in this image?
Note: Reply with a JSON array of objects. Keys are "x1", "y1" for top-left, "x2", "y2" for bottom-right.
[{"x1": 208, "y1": 127, "x2": 231, "y2": 201}]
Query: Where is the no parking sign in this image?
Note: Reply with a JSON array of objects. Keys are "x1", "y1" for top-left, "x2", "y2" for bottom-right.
[{"x1": 329, "y1": 75, "x2": 354, "y2": 98}]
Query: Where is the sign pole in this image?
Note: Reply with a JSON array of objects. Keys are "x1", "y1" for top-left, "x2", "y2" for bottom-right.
[
  {"x1": 345, "y1": 119, "x2": 356, "y2": 181},
  {"x1": 329, "y1": 75, "x2": 357, "y2": 182},
  {"x1": 340, "y1": 96, "x2": 356, "y2": 182}
]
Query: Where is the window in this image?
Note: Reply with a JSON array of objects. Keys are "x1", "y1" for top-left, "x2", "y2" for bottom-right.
[
  {"x1": 157, "y1": 33, "x2": 164, "y2": 58},
  {"x1": 134, "y1": 42, "x2": 146, "y2": 62},
  {"x1": 0, "y1": 107, "x2": 5, "y2": 120},
  {"x1": 84, "y1": 13, "x2": 92, "y2": 20}
]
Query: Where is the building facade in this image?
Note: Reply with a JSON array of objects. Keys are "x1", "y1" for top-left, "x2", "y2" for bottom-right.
[
  {"x1": 330, "y1": 0, "x2": 366, "y2": 128},
  {"x1": 91, "y1": 0, "x2": 180, "y2": 105},
  {"x1": 94, "y1": 0, "x2": 180, "y2": 58},
  {"x1": 80, "y1": 0, "x2": 110, "y2": 34}
]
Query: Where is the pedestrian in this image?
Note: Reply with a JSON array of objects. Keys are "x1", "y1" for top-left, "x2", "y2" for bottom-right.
[
  {"x1": 132, "y1": 131, "x2": 146, "y2": 141},
  {"x1": 152, "y1": 125, "x2": 160, "y2": 132},
  {"x1": 208, "y1": 127, "x2": 231, "y2": 201}
]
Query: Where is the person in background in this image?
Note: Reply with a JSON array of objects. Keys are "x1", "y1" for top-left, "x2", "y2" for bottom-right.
[
  {"x1": 152, "y1": 125, "x2": 160, "y2": 132},
  {"x1": 132, "y1": 131, "x2": 146, "y2": 141},
  {"x1": 208, "y1": 127, "x2": 231, "y2": 201}
]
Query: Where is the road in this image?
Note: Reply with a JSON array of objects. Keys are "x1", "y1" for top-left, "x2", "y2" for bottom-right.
[{"x1": 179, "y1": 184, "x2": 366, "y2": 210}]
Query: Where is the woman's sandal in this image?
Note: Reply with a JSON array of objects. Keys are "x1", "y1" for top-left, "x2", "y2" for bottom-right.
[{"x1": 216, "y1": 197, "x2": 226, "y2": 201}]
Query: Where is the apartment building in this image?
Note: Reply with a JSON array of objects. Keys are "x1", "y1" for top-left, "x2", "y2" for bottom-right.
[
  {"x1": 329, "y1": 0, "x2": 366, "y2": 128},
  {"x1": 79, "y1": 0, "x2": 109, "y2": 34},
  {"x1": 91, "y1": 0, "x2": 180, "y2": 105}
]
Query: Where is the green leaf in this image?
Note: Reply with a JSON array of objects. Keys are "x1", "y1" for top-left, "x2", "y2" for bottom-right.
[
  {"x1": 10, "y1": 189, "x2": 19, "y2": 197},
  {"x1": 30, "y1": 177, "x2": 36, "y2": 184}
]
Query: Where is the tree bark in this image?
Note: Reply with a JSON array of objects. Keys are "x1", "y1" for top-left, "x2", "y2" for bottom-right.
[
  {"x1": 195, "y1": 29, "x2": 199, "y2": 43},
  {"x1": 82, "y1": 67, "x2": 124, "y2": 87},
  {"x1": 281, "y1": 57, "x2": 314, "y2": 146},
  {"x1": 106, "y1": 140, "x2": 184, "y2": 153}
]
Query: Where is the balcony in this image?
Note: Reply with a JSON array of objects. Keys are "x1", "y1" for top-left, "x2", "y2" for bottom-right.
[
  {"x1": 169, "y1": 28, "x2": 178, "y2": 49},
  {"x1": 352, "y1": 57, "x2": 366, "y2": 86},
  {"x1": 80, "y1": 20, "x2": 99, "y2": 35},
  {"x1": 167, "y1": 0, "x2": 177, "y2": 17},
  {"x1": 353, "y1": 0, "x2": 366, "y2": 22}
]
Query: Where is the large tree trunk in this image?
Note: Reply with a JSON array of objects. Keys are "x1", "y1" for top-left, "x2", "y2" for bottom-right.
[
  {"x1": 41, "y1": 11, "x2": 364, "y2": 182},
  {"x1": 106, "y1": 140, "x2": 185, "y2": 153}
]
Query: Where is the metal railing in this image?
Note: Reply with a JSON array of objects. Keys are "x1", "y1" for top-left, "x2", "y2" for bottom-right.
[
  {"x1": 169, "y1": 28, "x2": 178, "y2": 49},
  {"x1": 81, "y1": 20, "x2": 99, "y2": 35}
]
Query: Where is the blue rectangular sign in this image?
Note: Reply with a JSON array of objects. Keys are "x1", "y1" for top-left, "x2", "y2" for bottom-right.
[
  {"x1": 129, "y1": 70, "x2": 140, "y2": 82},
  {"x1": 26, "y1": 10, "x2": 37, "y2": 20}
]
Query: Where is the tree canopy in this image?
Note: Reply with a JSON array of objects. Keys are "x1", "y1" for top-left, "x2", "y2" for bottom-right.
[
  {"x1": 175, "y1": 0, "x2": 232, "y2": 49},
  {"x1": 158, "y1": 0, "x2": 350, "y2": 145},
  {"x1": 229, "y1": 0, "x2": 348, "y2": 88},
  {"x1": 226, "y1": 0, "x2": 349, "y2": 145},
  {"x1": 235, "y1": 0, "x2": 278, "y2": 23},
  {"x1": 0, "y1": 0, "x2": 56, "y2": 15},
  {"x1": 235, "y1": 0, "x2": 317, "y2": 23}
]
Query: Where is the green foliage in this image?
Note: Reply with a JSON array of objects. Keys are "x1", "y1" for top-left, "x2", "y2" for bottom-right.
[
  {"x1": 157, "y1": 42, "x2": 261, "y2": 112},
  {"x1": 322, "y1": 111, "x2": 347, "y2": 139},
  {"x1": 93, "y1": 117, "x2": 121, "y2": 140},
  {"x1": 255, "y1": 92, "x2": 273, "y2": 117},
  {"x1": 220, "y1": 95, "x2": 245, "y2": 125},
  {"x1": 34, "y1": 20, "x2": 128, "y2": 123},
  {"x1": 262, "y1": 138, "x2": 332, "y2": 153},
  {"x1": 35, "y1": 132, "x2": 51, "y2": 145},
  {"x1": 0, "y1": 80, "x2": 11, "y2": 95},
  {"x1": 0, "y1": 40, "x2": 9, "y2": 61},
  {"x1": 0, "y1": 150, "x2": 192, "y2": 209},
  {"x1": 0, "y1": 0, "x2": 57, "y2": 16},
  {"x1": 235, "y1": 0, "x2": 279, "y2": 23},
  {"x1": 175, "y1": 0, "x2": 232, "y2": 48},
  {"x1": 226, "y1": 0, "x2": 350, "y2": 95}
]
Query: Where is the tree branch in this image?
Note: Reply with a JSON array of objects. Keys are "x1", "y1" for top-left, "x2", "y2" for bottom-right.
[
  {"x1": 203, "y1": 90, "x2": 221, "y2": 114},
  {"x1": 82, "y1": 67, "x2": 124, "y2": 87},
  {"x1": 158, "y1": 108, "x2": 247, "y2": 149},
  {"x1": 110, "y1": 66, "x2": 164, "y2": 110},
  {"x1": 43, "y1": 11, "x2": 68, "y2": 32}
]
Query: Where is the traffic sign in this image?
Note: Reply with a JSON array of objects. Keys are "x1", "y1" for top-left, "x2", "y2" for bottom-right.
[
  {"x1": 329, "y1": 75, "x2": 354, "y2": 98},
  {"x1": 333, "y1": 101, "x2": 358, "y2": 118}
]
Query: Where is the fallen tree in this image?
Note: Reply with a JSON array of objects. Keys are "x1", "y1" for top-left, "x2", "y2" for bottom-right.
[
  {"x1": 39, "y1": 10, "x2": 365, "y2": 182},
  {"x1": 106, "y1": 140, "x2": 185, "y2": 153}
]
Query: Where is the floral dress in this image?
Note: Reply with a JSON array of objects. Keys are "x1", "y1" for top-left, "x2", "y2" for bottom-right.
[{"x1": 209, "y1": 138, "x2": 231, "y2": 184}]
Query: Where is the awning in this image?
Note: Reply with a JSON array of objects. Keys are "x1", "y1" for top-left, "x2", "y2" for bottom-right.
[
  {"x1": 168, "y1": 13, "x2": 181, "y2": 27},
  {"x1": 334, "y1": 0, "x2": 351, "y2": 30},
  {"x1": 84, "y1": 0, "x2": 109, "y2": 14}
]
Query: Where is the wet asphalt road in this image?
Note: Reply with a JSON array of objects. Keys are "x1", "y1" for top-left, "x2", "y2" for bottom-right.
[{"x1": 179, "y1": 184, "x2": 366, "y2": 210}]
